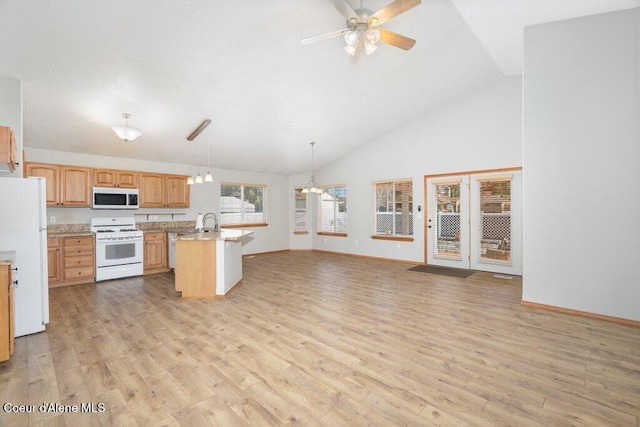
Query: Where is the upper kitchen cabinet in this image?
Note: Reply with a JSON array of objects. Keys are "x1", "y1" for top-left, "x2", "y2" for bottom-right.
[
  {"x1": 166, "y1": 174, "x2": 190, "y2": 208},
  {"x1": 25, "y1": 162, "x2": 92, "y2": 207},
  {"x1": 24, "y1": 163, "x2": 59, "y2": 204},
  {"x1": 0, "y1": 126, "x2": 17, "y2": 172},
  {"x1": 94, "y1": 168, "x2": 138, "y2": 188},
  {"x1": 139, "y1": 173, "x2": 189, "y2": 208}
]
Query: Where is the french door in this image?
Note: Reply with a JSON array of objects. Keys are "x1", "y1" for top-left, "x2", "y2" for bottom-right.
[
  {"x1": 426, "y1": 170, "x2": 522, "y2": 275},
  {"x1": 426, "y1": 175, "x2": 470, "y2": 269}
]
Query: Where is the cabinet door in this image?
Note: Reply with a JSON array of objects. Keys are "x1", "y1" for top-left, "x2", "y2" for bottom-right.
[
  {"x1": 47, "y1": 238, "x2": 62, "y2": 284},
  {"x1": 139, "y1": 173, "x2": 166, "y2": 207},
  {"x1": 25, "y1": 163, "x2": 60, "y2": 205},
  {"x1": 116, "y1": 171, "x2": 138, "y2": 188},
  {"x1": 60, "y1": 166, "x2": 92, "y2": 206},
  {"x1": 144, "y1": 233, "x2": 167, "y2": 270},
  {"x1": 0, "y1": 126, "x2": 16, "y2": 172},
  {"x1": 0, "y1": 265, "x2": 11, "y2": 362},
  {"x1": 94, "y1": 169, "x2": 117, "y2": 187},
  {"x1": 166, "y1": 175, "x2": 190, "y2": 208}
]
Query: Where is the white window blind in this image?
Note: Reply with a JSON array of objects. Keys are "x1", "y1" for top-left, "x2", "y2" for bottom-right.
[{"x1": 294, "y1": 188, "x2": 307, "y2": 233}]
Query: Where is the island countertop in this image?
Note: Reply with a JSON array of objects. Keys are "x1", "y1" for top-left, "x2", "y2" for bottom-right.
[{"x1": 174, "y1": 229, "x2": 254, "y2": 241}]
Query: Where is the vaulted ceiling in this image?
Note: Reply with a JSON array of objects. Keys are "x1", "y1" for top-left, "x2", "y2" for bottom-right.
[{"x1": 0, "y1": 0, "x2": 637, "y2": 175}]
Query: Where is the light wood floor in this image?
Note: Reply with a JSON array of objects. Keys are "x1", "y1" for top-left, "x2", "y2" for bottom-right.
[{"x1": 1, "y1": 251, "x2": 639, "y2": 426}]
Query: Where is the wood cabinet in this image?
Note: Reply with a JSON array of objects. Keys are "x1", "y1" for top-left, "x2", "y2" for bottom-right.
[
  {"x1": 47, "y1": 237, "x2": 63, "y2": 284},
  {"x1": 63, "y1": 236, "x2": 95, "y2": 283},
  {"x1": 144, "y1": 232, "x2": 167, "y2": 273},
  {"x1": 94, "y1": 169, "x2": 138, "y2": 188},
  {"x1": 25, "y1": 162, "x2": 92, "y2": 207},
  {"x1": 0, "y1": 264, "x2": 15, "y2": 362},
  {"x1": 140, "y1": 173, "x2": 189, "y2": 208},
  {"x1": 0, "y1": 126, "x2": 17, "y2": 172},
  {"x1": 25, "y1": 163, "x2": 59, "y2": 205}
]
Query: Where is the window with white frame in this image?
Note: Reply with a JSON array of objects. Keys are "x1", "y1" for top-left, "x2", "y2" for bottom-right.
[
  {"x1": 319, "y1": 185, "x2": 347, "y2": 234},
  {"x1": 374, "y1": 179, "x2": 413, "y2": 237},
  {"x1": 220, "y1": 183, "x2": 266, "y2": 226},
  {"x1": 294, "y1": 188, "x2": 308, "y2": 234}
]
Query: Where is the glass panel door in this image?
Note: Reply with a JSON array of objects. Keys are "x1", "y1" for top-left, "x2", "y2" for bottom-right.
[
  {"x1": 426, "y1": 175, "x2": 470, "y2": 269},
  {"x1": 470, "y1": 171, "x2": 522, "y2": 275}
]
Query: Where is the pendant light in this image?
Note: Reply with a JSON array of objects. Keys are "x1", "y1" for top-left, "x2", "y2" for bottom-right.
[
  {"x1": 112, "y1": 113, "x2": 142, "y2": 142},
  {"x1": 301, "y1": 142, "x2": 323, "y2": 194},
  {"x1": 204, "y1": 139, "x2": 213, "y2": 182}
]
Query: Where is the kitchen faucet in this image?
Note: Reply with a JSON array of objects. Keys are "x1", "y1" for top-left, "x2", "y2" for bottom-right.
[{"x1": 202, "y1": 212, "x2": 219, "y2": 232}]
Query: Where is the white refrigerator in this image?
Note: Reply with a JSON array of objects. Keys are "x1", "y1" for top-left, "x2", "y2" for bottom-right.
[{"x1": 0, "y1": 177, "x2": 49, "y2": 336}]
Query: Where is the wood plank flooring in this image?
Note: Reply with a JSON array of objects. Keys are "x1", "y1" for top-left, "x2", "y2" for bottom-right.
[{"x1": 1, "y1": 251, "x2": 639, "y2": 426}]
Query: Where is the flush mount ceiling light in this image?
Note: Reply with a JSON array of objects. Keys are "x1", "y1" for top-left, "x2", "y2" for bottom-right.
[
  {"x1": 300, "y1": 0, "x2": 420, "y2": 57},
  {"x1": 301, "y1": 142, "x2": 323, "y2": 194},
  {"x1": 112, "y1": 113, "x2": 142, "y2": 142}
]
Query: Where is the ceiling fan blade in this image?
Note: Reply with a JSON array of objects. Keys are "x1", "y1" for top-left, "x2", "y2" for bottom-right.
[
  {"x1": 301, "y1": 28, "x2": 348, "y2": 45},
  {"x1": 369, "y1": 0, "x2": 421, "y2": 26},
  {"x1": 377, "y1": 27, "x2": 416, "y2": 50},
  {"x1": 328, "y1": 0, "x2": 359, "y2": 21}
]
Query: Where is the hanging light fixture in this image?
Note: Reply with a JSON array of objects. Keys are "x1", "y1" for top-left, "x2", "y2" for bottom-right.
[
  {"x1": 204, "y1": 139, "x2": 213, "y2": 182},
  {"x1": 301, "y1": 142, "x2": 323, "y2": 194},
  {"x1": 112, "y1": 113, "x2": 142, "y2": 142}
]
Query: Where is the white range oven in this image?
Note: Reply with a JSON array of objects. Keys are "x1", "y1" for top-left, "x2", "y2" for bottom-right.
[{"x1": 90, "y1": 217, "x2": 144, "y2": 281}]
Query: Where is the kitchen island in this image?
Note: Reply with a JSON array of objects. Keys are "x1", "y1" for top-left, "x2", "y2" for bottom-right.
[{"x1": 174, "y1": 229, "x2": 253, "y2": 298}]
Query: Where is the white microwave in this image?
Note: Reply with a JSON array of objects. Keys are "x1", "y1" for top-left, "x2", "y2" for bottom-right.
[{"x1": 92, "y1": 187, "x2": 139, "y2": 209}]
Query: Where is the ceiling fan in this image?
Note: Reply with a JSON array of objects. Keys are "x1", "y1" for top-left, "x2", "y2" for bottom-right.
[{"x1": 301, "y1": 0, "x2": 421, "y2": 56}]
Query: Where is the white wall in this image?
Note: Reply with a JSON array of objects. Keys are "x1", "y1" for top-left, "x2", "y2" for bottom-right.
[
  {"x1": 24, "y1": 147, "x2": 290, "y2": 255},
  {"x1": 0, "y1": 75, "x2": 22, "y2": 178},
  {"x1": 290, "y1": 76, "x2": 523, "y2": 262},
  {"x1": 523, "y1": 8, "x2": 640, "y2": 321}
]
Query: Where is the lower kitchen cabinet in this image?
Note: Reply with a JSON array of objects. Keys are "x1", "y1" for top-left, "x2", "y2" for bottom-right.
[
  {"x1": 48, "y1": 235, "x2": 95, "y2": 287},
  {"x1": 144, "y1": 232, "x2": 168, "y2": 274},
  {"x1": 47, "y1": 237, "x2": 62, "y2": 284},
  {"x1": 1, "y1": 264, "x2": 14, "y2": 362}
]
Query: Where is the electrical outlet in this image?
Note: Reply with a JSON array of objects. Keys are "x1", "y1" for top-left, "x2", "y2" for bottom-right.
[{"x1": 49, "y1": 216, "x2": 56, "y2": 223}]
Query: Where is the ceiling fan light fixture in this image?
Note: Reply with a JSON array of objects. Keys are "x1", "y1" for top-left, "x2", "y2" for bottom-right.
[
  {"x1": 364, "y1": 39, "x2": 377, "y2": 55},
  {"x1": 345, "y1": 43, "x2": 358, "y2": 56},
  {"x1": 112, "y1": 113, "x2": 141, "y2": 142},
  {"x1": 344, "y1": 30, "x2": 358, "y2": 45},
  {"x1": 366, "y1": 28, "x2": 380, "y2": 44}
]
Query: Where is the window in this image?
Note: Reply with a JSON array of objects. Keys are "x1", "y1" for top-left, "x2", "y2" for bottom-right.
[
  {"x1": 374, "y1": 179, "x2": 413, "y2": 239},
  {"x1": 294, "y1": 188, "x2": 308, "y2": 234},
  {"x1": 319, "y1": 185, "x2": 347, "y2": 235},
  {"x1": 220, "y1": 183, "x2": 266, "y2": 226}
]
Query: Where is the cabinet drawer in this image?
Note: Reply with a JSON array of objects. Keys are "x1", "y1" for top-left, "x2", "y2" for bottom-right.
[
  {"x1": 64, "y1": 245, "x2": 94, "y2": 257},
  {"x1": 63, "y1": 255, "x2": 94, "y2": 269},
  {"x1": 144, "y1": 232, "x2": 166, "y2": 241},
  {"x1": 47, "y1": 237, "x2": 60, "y2": 248},
  {"x1": 64, "y1": 266, "x2": 94, "y2": 280},
  {"x1": 63, "y1": 236, "x2": 93, "y2": 246}
]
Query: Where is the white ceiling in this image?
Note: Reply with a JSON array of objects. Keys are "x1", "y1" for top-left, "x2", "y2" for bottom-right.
[{"x1": 0, "y1": 0, "x2": 637, "y2": 175}]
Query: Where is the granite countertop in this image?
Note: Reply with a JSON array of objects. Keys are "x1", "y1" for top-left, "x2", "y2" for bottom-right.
[
  {"x1": 48, "y1": 231, "x2": 94, "y2": 238},
  {"x1": 0, "y1": 251, "x2": 16, "y2": 266},
  {"x1": 175, "y1": 229, "x2": 254, "y2": 242},
  {"x1": 143, "y1": 227, "x2": 196, "y2": 234}
]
